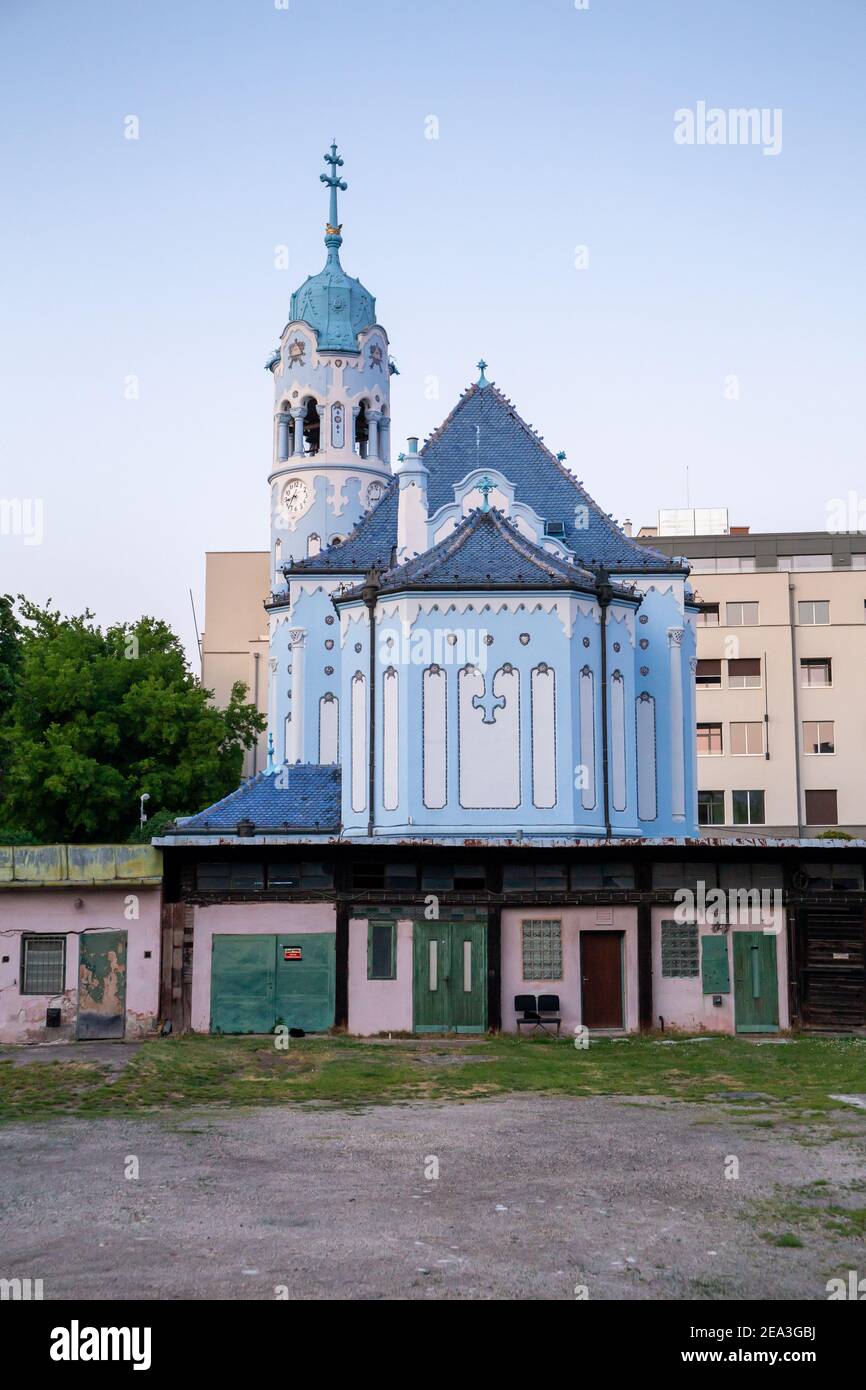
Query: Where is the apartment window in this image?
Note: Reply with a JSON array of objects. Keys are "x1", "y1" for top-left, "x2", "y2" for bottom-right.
[
  {"x1": 727, "y1": 657, "x2": 761, "y2": 689},
  {"x1": 804, "y1": 789, "x2": 838, "y2": 825},
  {"x1": 803, "y1": 720, "x2": 835, "y2": 755},
  {"x1": 21, "y1": 935, "x2": 66, "y2": 995},
  {"x1": 798, "y1": 600, "x2": 830, "y2": 625},
  {"x1": 661, "y1": 921, "x2": 699, "y2": 978},
  {"x1": 690, "y1": 557, "x2": 755, "y2": 574},
  {"x1": 778, "y1": 555, "x2": 832, "y2": 571},
  {"x1": 730, "y1": 721, "x2": 764, "y2": 756},
  {"x1": 697, "y1": 723, "x2": 723, "y2": 755},
  {"x1": 732, "y1": 790, "x2": 766, "y2": 825},
  {"x1": 851, "y1": 554, "x2": 866, "y2": 570},
  {"x1": 726, "y1": 601, "x2": 759, "y2": 626},
  {"x1": 696, "y1": 659, "x2": 722, "y2": 688},
  {"x1": 367, "y1": 922, "x2": 397, "y2": 980},
  {"x1": 521, "y1": 919, "x2": 562, "y2": 981},
  {"x1": 696, "y1": 604, "x2": 720, "y2": 627},
  {"x1": 800, "y1": 658, "x2": 832, "y2": 687},
  {"x1": 698, "y1": 790, "x2": 725, "y2": 826}
]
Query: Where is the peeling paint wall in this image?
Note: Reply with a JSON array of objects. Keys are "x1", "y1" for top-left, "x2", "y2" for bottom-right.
[{"x1": 0, "y1": 885, "x2": 162, "y2": 1045}]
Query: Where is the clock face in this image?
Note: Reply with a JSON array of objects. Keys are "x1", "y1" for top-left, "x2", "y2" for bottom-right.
[
  {"x1": 283, "y1": 479, "x2": 308, "y2": 517},
  {"x1": 366, "y1": 480, "x2": 385, "y2": 508}
]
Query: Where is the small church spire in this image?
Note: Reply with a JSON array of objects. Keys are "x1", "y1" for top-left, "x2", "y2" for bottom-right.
[
  {"x1": 320, "y1": 141, "x2": 347, "y2": 256},
  {"x1": 476, "y1": 358, "x2": 489, "y2": 388}
]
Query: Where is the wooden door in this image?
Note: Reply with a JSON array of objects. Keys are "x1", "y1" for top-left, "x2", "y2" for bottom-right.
[
  {"x1": 733, "y1": 932, "x2": 779, "y2": 1033},
  {"x1": 413, "y1": 922, "x2": 487, "y2": 1033},
  {"x1": 580, "y1": 931, "x2": 623, "y2": 1029},
  {"x1": 77, "y1": 931, "x2": 127, "y2": 1040}
]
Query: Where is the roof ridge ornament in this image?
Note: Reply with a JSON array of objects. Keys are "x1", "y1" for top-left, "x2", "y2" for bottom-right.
[
  {"x1": 476, "y1": 358, "x2": 489, "y2": 388},
  {"x1": 320, "y1": 140, "x2": 347, "y2": 255}
]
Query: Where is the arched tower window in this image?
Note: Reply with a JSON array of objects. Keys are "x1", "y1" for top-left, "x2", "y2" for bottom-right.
[
  {"x1": 302, "y1": 397, "x2": 320, "y2": 455},
  {"x1": 307, "y1": 533, "x2": 321, "y2": 557},
  {"x1": 354, "y1": 400, "x2": 369, "y2": 458}
]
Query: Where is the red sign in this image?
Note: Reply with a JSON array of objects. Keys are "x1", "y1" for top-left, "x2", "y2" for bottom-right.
[{"x1": 283, "y1": 946, "x2": 302, "y2": 961}]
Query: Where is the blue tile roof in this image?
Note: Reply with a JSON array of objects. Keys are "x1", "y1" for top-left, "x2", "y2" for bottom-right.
[
  {"x1": 421, "y1": 384, "x2": 680, "y2": 572},
  {"x1": 346, "y1": 507, "x2": 604, "y2": 596},
  {"x1": 283, "y1": 379, "x2": 683, "y2": 579},
  {"x1": 172, "y1": 764, "x2": 341, "y2": 833}
]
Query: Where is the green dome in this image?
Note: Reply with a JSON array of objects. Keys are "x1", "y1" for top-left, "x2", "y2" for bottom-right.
[{"x1": 290, "y1": 238, "x2": 376, "y2": 353}]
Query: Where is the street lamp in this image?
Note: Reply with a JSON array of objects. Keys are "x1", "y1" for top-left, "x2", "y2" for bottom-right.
[{"x1": 140, "y1": 792, "x2": 150, "y2": 828}]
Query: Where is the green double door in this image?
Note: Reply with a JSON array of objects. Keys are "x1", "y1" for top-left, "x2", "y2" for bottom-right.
[
  {"x1": 733, "y1": 931, "x2": 779, "y2": 1033},
  {"x1": 413, "y1": 921, "x2": 487, "y2": 1033},
  {"x1": 211, "y1": 933, "x2": 335, "y2": 1034}
]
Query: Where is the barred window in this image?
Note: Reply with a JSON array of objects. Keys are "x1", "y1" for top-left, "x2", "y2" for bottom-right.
[
  {"x1": 660, "y1": 921, "x2": 699, "y2": 978},
  {"x1": 521, "y1": 919, "x2": 562, "y2": 981},
  {"x1": 21, "y1": 935, "x2": 66, "y2": 995}
]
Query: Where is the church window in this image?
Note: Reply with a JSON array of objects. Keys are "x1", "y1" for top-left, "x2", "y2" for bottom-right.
[
  {"x1": 301, "y1": 397, "x2": 320, "y2": 453},
  {"x1": 307, "y1": 534, "x2": 321, "y2": 557},
  {"x1": 544, "y1": 520, "x2": 565, "y2": 537},
  {"x1": 354, "y1": 400, "x2": 370, "y2": 457}
]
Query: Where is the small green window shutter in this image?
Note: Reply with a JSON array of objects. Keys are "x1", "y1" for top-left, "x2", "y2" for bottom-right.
[{"x1": 701, "y1": 935, "x2": 731, "y2": 994}]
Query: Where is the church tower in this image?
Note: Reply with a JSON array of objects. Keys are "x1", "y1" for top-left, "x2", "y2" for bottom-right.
[{"x1": 267, "y1": 144, "x2": 393, "y2": 590}]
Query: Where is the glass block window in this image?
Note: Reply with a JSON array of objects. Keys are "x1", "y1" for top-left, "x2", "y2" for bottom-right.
[
  {"x1": 521, "y1": 919, "x2": 562, "y2": 981},
  {"x1": 21, "y1": 935, "x2": 66, "y2": 995},
  {"x1": 660, "y1": 921, "x2": 699, "y2": 978}
]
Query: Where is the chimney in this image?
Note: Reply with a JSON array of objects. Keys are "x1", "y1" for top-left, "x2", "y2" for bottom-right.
[
  {"x1": 622, "y1": 518, "x2": 633, "y2": 537},
  {"x1": 395, "y1": 436, "x2": 429, "y2": 561}
]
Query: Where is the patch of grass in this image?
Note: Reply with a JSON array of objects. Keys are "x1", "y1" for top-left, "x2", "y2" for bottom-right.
[
  {"x1": 750, "y1": 1182, "x2": 866, "y2": 1244},
  {"x1": 762, "y1": 1232, "x2": 804, "y2": 1248},
  {"x1": 1, "y1": 1032, "x2": 865, "y2": 1123}
]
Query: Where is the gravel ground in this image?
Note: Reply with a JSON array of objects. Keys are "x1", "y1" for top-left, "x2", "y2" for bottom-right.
[{"x1": 1, "y1": 1095, "x2": 864, "y2": 1300}]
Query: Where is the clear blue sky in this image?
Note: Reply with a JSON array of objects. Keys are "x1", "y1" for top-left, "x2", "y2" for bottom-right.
[{"x1": 1, "y1": 0, "x2": 864, "y2": 664}]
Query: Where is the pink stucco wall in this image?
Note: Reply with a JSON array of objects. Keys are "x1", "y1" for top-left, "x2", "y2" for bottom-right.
[
  {"x1": 347, "y1": 917, "x2": 413, "y2": 1035},
  {"x1": 0, "y1": 887, "x2": 162, "y2": 1045},
  {"x1": 500, "y1": 906, "x2": 640, "y2": 1035},
  {"x1": 189, "y1": 901, "x2": 336, "y2": 1032},
  {"x1": 651, "y1": 906, "x2": 790, "y2": 1034}
]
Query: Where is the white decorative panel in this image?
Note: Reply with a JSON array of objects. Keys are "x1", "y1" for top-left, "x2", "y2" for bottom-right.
[
  {"x1": 351, "y1": 673, "x2": 366, "y2": 814},
  {"x1": 318, "y1": 694, "x2": 339, "y2": 766},
  {"x1": 578, "y1": 666, "x2": 596, "y2": 810},
  {"x1": 382, "y1": 668, "x2": 399, "y2": 811},
  {"x1": 422, "y1": 666, "x2": 447, "y2": 809},
  {"x1": 636, "y1": 693, "x2": 657, "y2": 821},
  {"x1": 463, "y1": 941, "x2": 472, "y2": 993},
  {"x1": 458, "y1": 665, "x2": 520, "y2": 809},
  {"x1": 530, "y1": 665, "x2": 556, "y2": 808},
  {"x1": 610, "y1": 671, "x2": 627, "y2": 813}
]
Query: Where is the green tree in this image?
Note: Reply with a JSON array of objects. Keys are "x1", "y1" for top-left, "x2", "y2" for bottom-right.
[{"x1": 0, "y1": 598, "x2": 264, "y2": 842}]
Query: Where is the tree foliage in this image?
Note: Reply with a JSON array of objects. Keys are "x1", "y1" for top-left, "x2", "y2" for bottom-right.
[{"x1": 0, "y1": 597, "x2": 264, "y2": 842}]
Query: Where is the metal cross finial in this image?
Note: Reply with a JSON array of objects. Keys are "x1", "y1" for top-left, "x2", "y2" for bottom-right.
[
  {"x1": 320, "y1": 142, "x2": 347, "y2": 235},
  {"x1": 476, "y1": 358, "x2": 489, "y2": 387},
  {"x1": 478, "y1": 474, "x2": 495, "y2": 511},
  {"x1": 266, "y1": 731, "x2": 276, "y2": 774}
]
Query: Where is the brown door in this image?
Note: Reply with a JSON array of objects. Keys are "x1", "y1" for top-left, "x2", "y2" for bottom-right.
[{"x1": 581, "y1": 931, "x2": 623, "y2": 1029}]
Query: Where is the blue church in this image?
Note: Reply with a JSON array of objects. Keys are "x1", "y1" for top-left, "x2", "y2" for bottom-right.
[{"x1": 159, "y1": 149, "x2": 733, "y2": 1040}]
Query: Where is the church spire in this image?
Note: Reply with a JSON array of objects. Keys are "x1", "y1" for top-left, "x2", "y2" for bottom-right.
[{"x1": 320, "y1": 141, "x2": 347, "y2": 259}]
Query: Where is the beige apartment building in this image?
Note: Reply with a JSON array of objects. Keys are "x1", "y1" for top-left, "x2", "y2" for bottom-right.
[
  {"x1": 637, "y1": 524, "x2": 866, "y2": 837},
  {"x1": 200, "y1": 551, "x2": 270, "y2": 775}
]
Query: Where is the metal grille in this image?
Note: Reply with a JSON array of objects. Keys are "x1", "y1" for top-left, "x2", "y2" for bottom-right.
[
  {"x1": 22, "y1": 935, "x2": 66, "y2": 995},
  {"x1": 522, "y1": 919, "x2": 562, "y2": 981},
  {"x1": 660, "y1": 921, "x2": 699, "y2": 978}
]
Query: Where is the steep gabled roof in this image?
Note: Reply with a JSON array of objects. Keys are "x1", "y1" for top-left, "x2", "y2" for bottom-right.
[
  {"x1": 336, "y1": 507, "x2": 638, "y2": 601},
  {"x1": 170, "y1": 764, "x2": 341, "y2": 833},
  {"x1": 421, "y1": 382, "x2": 681, "y2": 573}
]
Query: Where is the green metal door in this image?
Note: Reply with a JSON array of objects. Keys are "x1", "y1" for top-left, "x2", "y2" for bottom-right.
[
  {"x1": 413, "y1": 922, "x2": 486, "y2": 1033},
  {"x1": 274, "y1": 933, "x2": 335, "y2": 1032},
  {"x1": 733, "y1": 931, "x2": 779, "y2": 1033},
  {"x1": 211, "y1": 935, "x2": 275, "y2": 1033},
  {"x1": 77, "y1": 931, "x2": 127, "y2": 1040}
]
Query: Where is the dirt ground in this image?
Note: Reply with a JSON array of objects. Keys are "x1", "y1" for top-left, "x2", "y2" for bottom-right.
[{"x1": 1, "y1": 1093, "x2": 864, "y2": 1300}]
